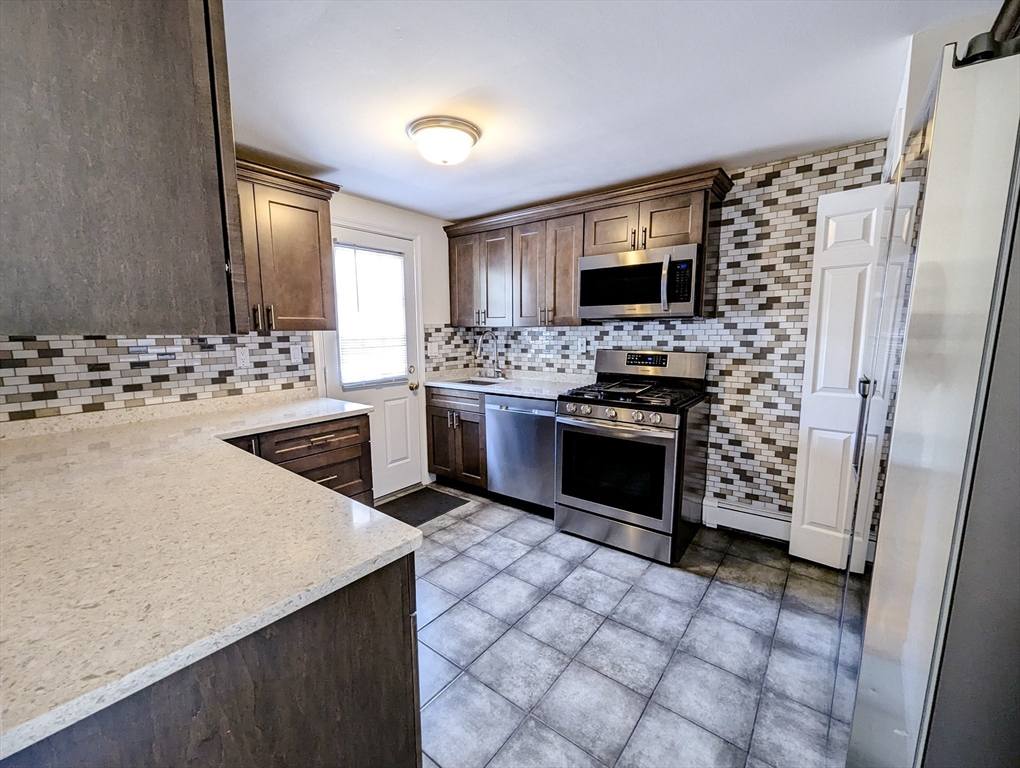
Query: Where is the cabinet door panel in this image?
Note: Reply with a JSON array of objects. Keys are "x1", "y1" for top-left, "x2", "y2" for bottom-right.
[
  {"x1": 253, "y1": 184, "x2": 336, "y2": 331},
  {"x1": 237, "y1": 180, "x2": 265, "y2": 329},
  {"x1": 449, "y1": 234, "x2": 481, "y2": 327},
  {"x1": 545, "y1": 214, "x2": 584, "y2": 326},
  {"x1": 279, "y1": 444, "x2": 373, "y2": 497},
  {"x1": 426, "y1": 407, "x2": 457, "y2": 477},
  {"x1": 583, "y1": 203, "x2": 639, "y2": 256},
  {"x1": 454, "y1": 410, "x2": 486, "y2": 487},
  {"x1": 638, "y1": 193, "x2": 705, "y2": 249},
  {"x1": 0, "y1": 0, "x2": 237, "y2": 335},
  {"x1": 513, "y1": 221, "x2": 545, "y2": 326},
  {"x1": 482, "y1": 229, "x2": 513, "y2": 327}
]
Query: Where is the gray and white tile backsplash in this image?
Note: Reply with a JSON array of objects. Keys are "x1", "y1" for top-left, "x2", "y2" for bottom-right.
[
  {"x1": 0, "y1": 332, "x2": 315, "y2": 421},
  {"x1": 426, "y1": 137, "x2": 888, "y2": 522}
]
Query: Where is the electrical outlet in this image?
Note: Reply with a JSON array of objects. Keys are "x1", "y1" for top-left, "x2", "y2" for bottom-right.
[
  {"x1": 428, "y1": 341, "x2": 438, "y2": 358},
  {"x1": 290, "y1": 345, "x2": 303, "y2": 365},
  {"x1": 235, "y1": 347, "x2": 250, "y2": 368}
]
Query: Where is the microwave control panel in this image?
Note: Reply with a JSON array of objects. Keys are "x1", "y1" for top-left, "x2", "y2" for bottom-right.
[{"x1": 669, "y1": 260, "x2": 694, "y2": 304}]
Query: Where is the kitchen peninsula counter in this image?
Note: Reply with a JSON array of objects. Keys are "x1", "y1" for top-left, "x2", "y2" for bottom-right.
[{"x1": 0, "y1": 394, "x2": 421, "y2": 761}]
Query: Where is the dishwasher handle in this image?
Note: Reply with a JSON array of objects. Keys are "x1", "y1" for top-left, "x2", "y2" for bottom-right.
[{"x1": 485, "y1": 404, "x2": 556, "y2": 417}]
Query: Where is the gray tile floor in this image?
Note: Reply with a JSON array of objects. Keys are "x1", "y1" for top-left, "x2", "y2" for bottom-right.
[{"x1": 415, "y1": 488, "x2": 866, "y2": 768}]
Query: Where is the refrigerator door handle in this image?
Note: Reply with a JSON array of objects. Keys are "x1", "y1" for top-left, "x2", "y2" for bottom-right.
[{"x1": 852, "y1": 376, "x2": 871, "y2": 475}]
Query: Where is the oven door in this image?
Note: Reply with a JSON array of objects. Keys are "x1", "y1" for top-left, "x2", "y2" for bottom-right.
[
  {"x1": 577, "y1": 244, "x2": 699, "y2": 319},
  {"x1": 555, "y1": 415, "x2": 679, "y2": 534}
]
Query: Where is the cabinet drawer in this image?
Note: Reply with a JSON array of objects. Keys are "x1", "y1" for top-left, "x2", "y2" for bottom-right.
[
  {"x1": 425, "y1": 387, "x2": 484, "y2": 413},
  {"x1": 279, "y1": 444, "x2": 373, "y2": 497},
  {"x1": 258, "y1": 415, "x2": 370, "y2": 463}
]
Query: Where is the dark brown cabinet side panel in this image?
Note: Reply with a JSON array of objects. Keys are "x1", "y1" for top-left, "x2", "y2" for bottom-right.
[
  {"x1": 482, "y1": 228, "x2": 513, "y2": 327},
  {"x1": 237, "y1": 180, "x2": 264, "y2": 330},
  {"x1": 449, "y1": 233, "x2": 481, "y2": 327},
  {"x1": 454, "y1": 410, "x2": 486, "y2": 487},
  {"x1": 0, "y1": 0, "x2": 236, "y2": 335},
  {"x1": 1, "y1": 556, "x2": 420, "y2": 768},
  {"x1": 545, "y1": 214, "x2": 584, "y2": 326},
  {"x1": 638, "y1": 192, "x2": 705, "y2": 249},
  {"x1": 253, "y1": 184, "x2": 336, "y2": 331},
  {"x1": 583, "y1": 203, "x2": 640, "y2": 256},
  {"x1": 426, "y1": 406, "x2": 457, "y2": 477},
  {"x1": 512, "y1": 221, "x2": 545, "y2": 327}
]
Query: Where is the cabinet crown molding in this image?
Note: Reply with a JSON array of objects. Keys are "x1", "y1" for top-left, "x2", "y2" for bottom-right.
[
  {"x1": 444, "y1": 167, "x2": 733, "y2": 237},
  {"x1": 237, "y1": 159, "x2": 341, "y2": 200}
]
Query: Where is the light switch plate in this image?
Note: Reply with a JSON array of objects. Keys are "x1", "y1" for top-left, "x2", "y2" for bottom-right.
[
  {"x1": 290, "y1": 346, "x2": 303, "y2": 365},
  {"x1": 235, "y1": 347, "x2": 251, "y2": 368}
]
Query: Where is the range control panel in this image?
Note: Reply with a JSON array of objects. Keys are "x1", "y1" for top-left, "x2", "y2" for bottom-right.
[{"x1": 626, "y1": 353, "x2": 668, "y2": 367}]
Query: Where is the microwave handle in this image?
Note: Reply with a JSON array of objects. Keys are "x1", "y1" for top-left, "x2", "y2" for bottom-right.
[{"x1": 660, "y1": 251, "x2": 670, "y2": 311}]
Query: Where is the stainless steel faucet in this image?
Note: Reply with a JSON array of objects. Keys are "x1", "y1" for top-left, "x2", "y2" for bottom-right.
[{"x1": 474, "y1": 330, "x2": 503, "y2": 378}]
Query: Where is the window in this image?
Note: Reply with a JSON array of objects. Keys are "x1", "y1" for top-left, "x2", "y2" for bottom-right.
[{"x1": 334, "y1": 243, "x2": 407, "y2": 387}]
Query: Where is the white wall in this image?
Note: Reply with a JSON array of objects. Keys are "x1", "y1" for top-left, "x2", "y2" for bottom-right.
[
  {"x1": 886, "y1": 10, "x2": 996, "y2": 170},
  {"x1": 329, "y1": 192, "x2": 451, "y2": 326}
]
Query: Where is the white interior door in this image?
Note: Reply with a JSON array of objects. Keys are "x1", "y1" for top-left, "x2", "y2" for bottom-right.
[
  {"x1": 790, "y1": 184, "x2": 894, "y2": 568},
  {"x1": 319, "y1": 227, "x2": 423, "y2": 499}
]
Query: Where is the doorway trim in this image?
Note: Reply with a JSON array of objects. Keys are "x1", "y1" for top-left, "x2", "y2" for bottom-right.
[{"x1": 312, "y1": 214, "x2": 431, "y2": 488}]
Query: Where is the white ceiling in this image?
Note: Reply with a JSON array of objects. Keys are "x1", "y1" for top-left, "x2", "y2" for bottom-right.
[{"x1": 222, "y1": 0, "x2": 996, "y2": 222}]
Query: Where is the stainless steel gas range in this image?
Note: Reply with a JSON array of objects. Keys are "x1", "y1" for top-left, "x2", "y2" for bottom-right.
[{"x1": 554, "y1": 349, "x2": 710, "y2": 564}]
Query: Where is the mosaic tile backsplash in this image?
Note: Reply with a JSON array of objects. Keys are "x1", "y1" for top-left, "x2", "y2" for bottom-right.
[
  {"x1": 426, "y1": 138, "x2": 887, "y2": 521},
  {"x1": 0, "y1": 333, "x2": 315, "y2": 421}
]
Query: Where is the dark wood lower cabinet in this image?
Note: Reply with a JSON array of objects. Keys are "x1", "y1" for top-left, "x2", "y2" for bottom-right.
[
  {"x1": 279, "y1": 443, "x2": 372, "y2": 497},
  {"x1": 1, "y1": 555, "x2": 421, "y2": 768},
  {"x1": 425, "y1": 403, "x2": 486, "y2": 489}
]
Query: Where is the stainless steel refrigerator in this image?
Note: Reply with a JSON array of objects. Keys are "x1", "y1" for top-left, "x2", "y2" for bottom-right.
[{"x1": 840, "y1": 40, "x2": 1019, "y2": 768}]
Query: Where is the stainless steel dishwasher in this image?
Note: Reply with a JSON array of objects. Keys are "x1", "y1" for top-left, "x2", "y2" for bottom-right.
[{"x1": 484, "y1": 394, "x2": 556, "y2": 507}]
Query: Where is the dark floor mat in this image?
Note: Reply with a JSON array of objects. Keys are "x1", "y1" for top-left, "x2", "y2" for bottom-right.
[{"x1": 377, "y1": 487, "x2": 467, "y2": 528}]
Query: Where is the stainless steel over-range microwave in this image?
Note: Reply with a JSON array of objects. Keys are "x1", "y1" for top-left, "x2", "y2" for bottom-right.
[{"x1": 577, "y1": 244, "x2": 705, "y2": 319}]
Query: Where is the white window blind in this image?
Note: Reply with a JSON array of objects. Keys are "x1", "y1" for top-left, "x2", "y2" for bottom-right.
[{"x1": 334, "y1": 243, "x2": 407, "y2": 387}]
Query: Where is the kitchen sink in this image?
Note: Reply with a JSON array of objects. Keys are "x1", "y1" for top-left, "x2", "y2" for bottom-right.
[{"x1": 451, "y1": 378, "x2": 505, "y2": 386}]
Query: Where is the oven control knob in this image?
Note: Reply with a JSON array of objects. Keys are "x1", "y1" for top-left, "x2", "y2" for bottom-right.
[
  {"x1": 605, "y1": 408, "x2": 618, "y2": 419},
  {"x1": 631, "y1": 410, "x2": 644, "y2": 422},
  {"x1": 580, "y1": 404, "x2": 593, "y2": 415},
  {"x1": 565, "y1": 402, "x2": 577, "y2": 414},
  {"x1": 649, "y1": 413, "x2": 662, "y2": 424}
]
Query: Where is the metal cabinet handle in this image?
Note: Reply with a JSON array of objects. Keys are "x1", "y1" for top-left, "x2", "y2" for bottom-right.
[
  {"x1": 630, "y1": 229, "x2": 636, "y2": 249},
  {"x1": 641, "y1": 226, "x2": 647, "y2": 249},
  {"x1": 249, "y1": 437, "x2": 257, "y2": 454},
  {"x1": 660, "y1": 251, "x2": 671, "y2": 311},
  {"x1": 315, "y1": 475, "x2": 338, "y2": 484},
  {"x1": 447, "y1": 411, "x2": 453, "y2": 428},
  {"x1": 452, "y1": 412, "x2": 460, "y2": 428},
  {"x1": 481, "y1": 309, "x2": 487, "y2": 324},
  {"x1": 852, "y1": 377, "x2": 871, "y2": 474},
  {"x1": 267, "y1": 304, "x2": 276, "y2": 331},
  {"x1": 253, "y1": 304, "x2": 263, "y2": 332},
  {"x1": 474, "y1": 309, "x2": 480, "y2": 325},
  {"x1": 309, "y1": 433, "x2": 336, "y2": 443}
]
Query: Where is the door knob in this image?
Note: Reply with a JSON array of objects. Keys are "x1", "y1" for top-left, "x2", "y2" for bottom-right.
[{"x1": 408, "y1": 381, "x2": 419, "y2": 391}]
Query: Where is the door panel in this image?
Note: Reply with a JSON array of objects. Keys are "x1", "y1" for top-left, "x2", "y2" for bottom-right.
[
  {"x1": 254, "y1": 185, "x2": 335, "y2": 331},
  {"x1": 638, "y1": 193, "x2": 704, "y2": 249},
  {"x1": 237, "y1": 180, "x2": 264, "y2": 326},
  {"x1": 583, "y1": 203, "x2": 639, "y2": 255},
  {"x1": 545, "y1": 214, "x2": 584, "y2": 326},
  {"x1": 482, "y1": 228, "x2": 512, "y2": 326},
  {"x1": 322, "y1": 227, "x2": 424, "y2": 498},
  {"x1": 449, "y1": 233, "x2": 480, "y2": 327},
  {"x1": 454, "y1": 410, "x2": 486, "y2": 487},
  {"x1": 513, "y1": 221, "x2": 545, "y2": 326},
  {"x1": 790, "y1": 184, "x2": 892, "y2": 568},
  {"x1": 426, "y1": 407, "x2": 456, "y2": 476}
]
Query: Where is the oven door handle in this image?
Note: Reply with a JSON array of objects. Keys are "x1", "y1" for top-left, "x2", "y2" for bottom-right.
[
  {"x1": 661, "y1": 251, "x2": 670, "y2": 311},
  {"x1": 556, "y1": 415, "x2": 678, "y2": 440}
]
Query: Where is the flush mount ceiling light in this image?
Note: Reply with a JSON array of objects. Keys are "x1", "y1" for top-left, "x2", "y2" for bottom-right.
[{"x1": 406, "y1": 116, "x2": 481, "y2": 165}]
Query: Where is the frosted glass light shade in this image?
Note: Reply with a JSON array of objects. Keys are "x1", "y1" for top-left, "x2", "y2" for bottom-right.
[{"x1": 407, "y1": 117, "x2": 480, "y2": 165}]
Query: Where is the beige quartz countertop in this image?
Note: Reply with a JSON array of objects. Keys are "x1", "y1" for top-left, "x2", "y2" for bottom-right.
[
  {"x1": 425, "y1": 371, "x2": 594, "y2": 401},
  {"x1": 0, "y1": 396, "x2": 421, "y2": 759}
]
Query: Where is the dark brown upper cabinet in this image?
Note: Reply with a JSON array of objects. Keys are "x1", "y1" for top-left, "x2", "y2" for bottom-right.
[
  {"x1": 0, "y1": 0, "x2": 246, "y2": 336},
  {"x1": 583, "y1": 203, "x2": 640, "y2": 255},
  {"x1": 449, "y1": 233, "x2": 482, "y2": 327},
  {"x1": 236, "y1": 161, "x2": 340, "y2": 332},
  {"x1": 445, "y1": 169, "x2": 731, "y2": 327},
  {"x1": 512, "y1": 221, "x2": 546, "y2": 326}
]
